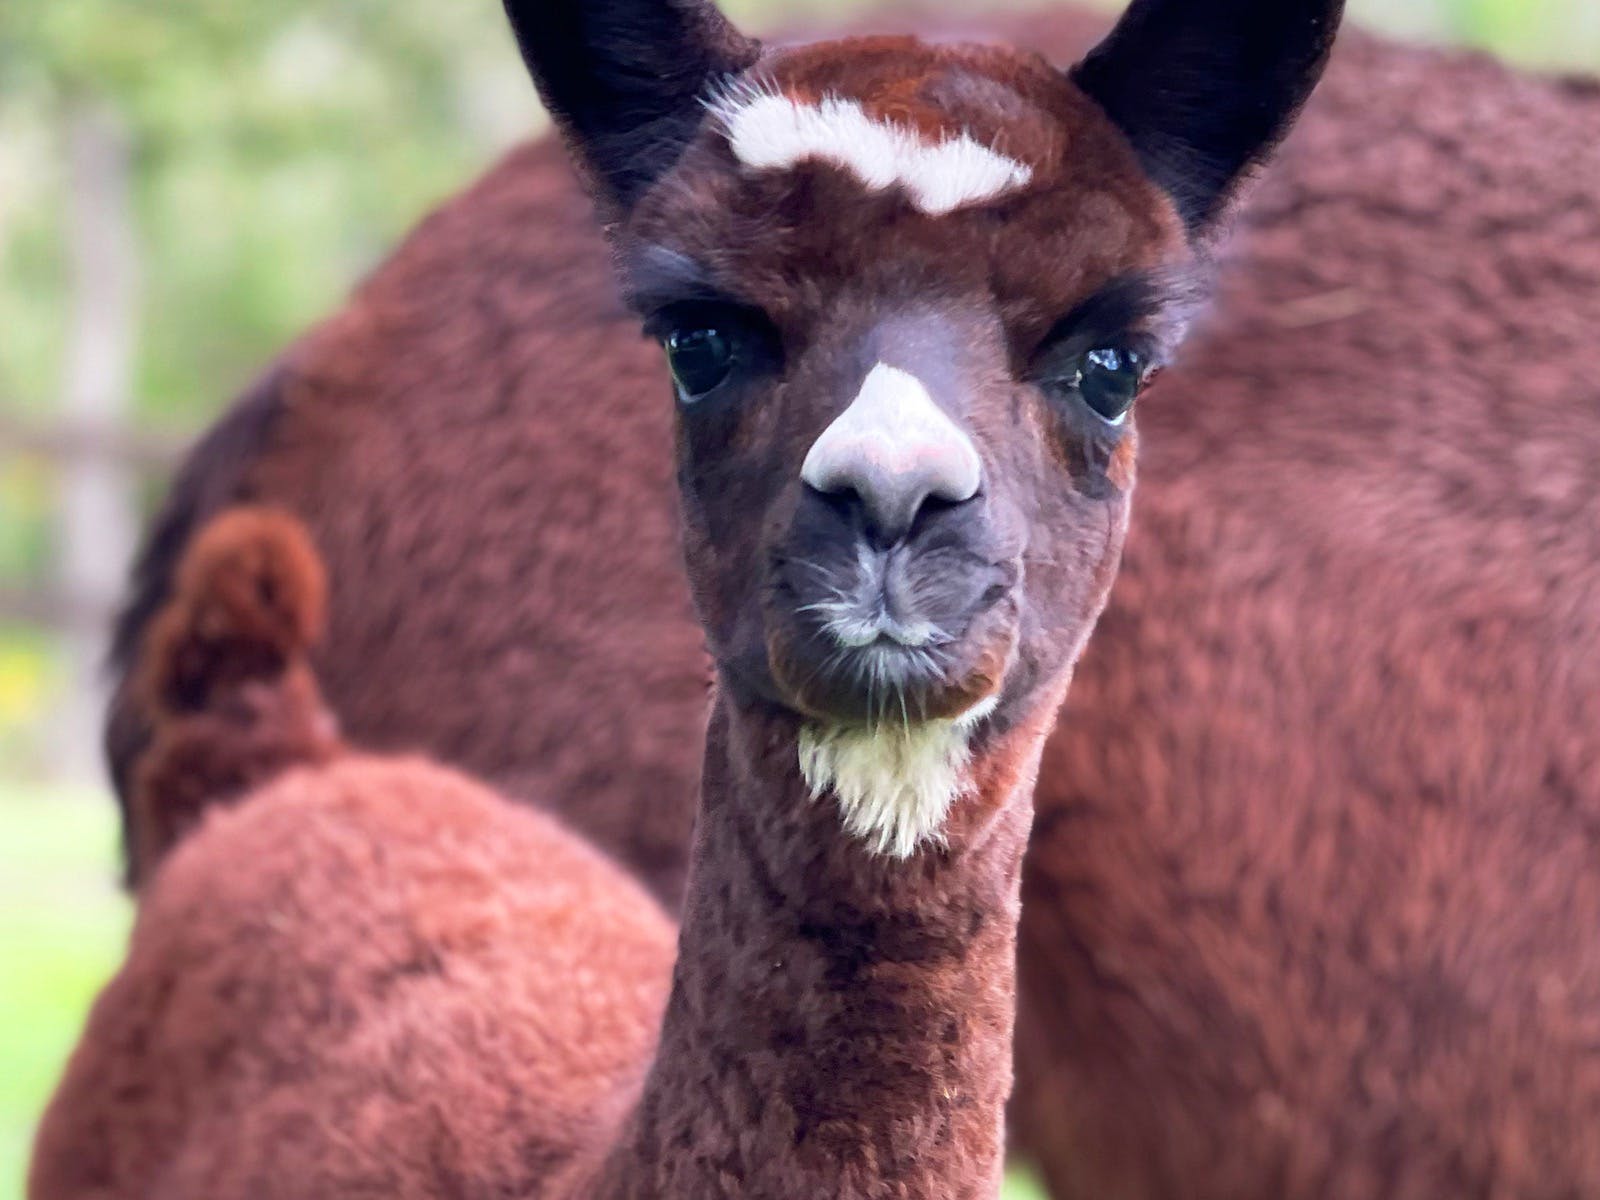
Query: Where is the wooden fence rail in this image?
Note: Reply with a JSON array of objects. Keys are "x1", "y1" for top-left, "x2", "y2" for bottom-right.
[{"x1": 0, "y1": 413, "x2": 185, "y2": 474}]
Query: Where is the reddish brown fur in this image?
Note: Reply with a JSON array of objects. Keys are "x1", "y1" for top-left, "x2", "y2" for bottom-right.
[
  {"x1": 757, "y1": 35, "x2": 1074, "y2": 171},
  {"x1": 129, "y1": 509, "x2": 340, "y2": 883},
  {"x1": 1009, "y1": 31, "x2": 1600, "y2": 1198},
  {"x1": 39, "y1": 19, "x2": 1237, "y2": 1197},
  {"x1": 32, "y1": 506, "x2": 1034, "y2": 1199},
  {"x1": 144, "y1": 506, "x2": 327, "y2": 711},
  {"x1": 591, "y1": 701, "x2": 1044, "y2": 1198},
  {"x1": 40, "y1": 519, "x2": 677, "y2": 1199},
  {"x1": 663, "y1": 40, "x2": 1177, "y2": 366},
  {"x1": 86, "y1": 9, "x2": 1600, "y2": 1200},
  {"x1": 629, "y1": 36, "x2": 1182, "y2": 732}
]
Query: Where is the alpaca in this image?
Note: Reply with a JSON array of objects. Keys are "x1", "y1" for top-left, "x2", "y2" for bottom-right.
[
  {"x1": 33, "y1": 2, "x2": 1341, "y2": 1196},
  {"x1": 96, "y1": 2, "x2": 1600, "y2": 1198},
  {"x1": 36, "y1": 511, "x2": 681, "y2": 1199}
]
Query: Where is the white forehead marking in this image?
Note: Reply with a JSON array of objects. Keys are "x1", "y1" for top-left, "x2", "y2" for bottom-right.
[
  {"x1": 718, "y1": 92, "x2": 1032, "y2": 216},
  {"x1": 799, "y1": 695, "x2": 998, "y2": 859},
  {"x1": 801, "y1": 364, "x2": 982, "y2": 500}
]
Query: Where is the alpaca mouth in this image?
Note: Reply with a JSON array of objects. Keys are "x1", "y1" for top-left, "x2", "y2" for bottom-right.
[
  {"x1": 774, "y1": 631, "x2": 1002, "y2": 726},
  {"x1": 768, "y1": 547, "x2": 1017, "y2": 726},
  {"x1": 817, "y1": 636, "x2": 952, "y2": 722},
  {"x1": 821, "y1": 607, "x2": 941, "y2": 651}
]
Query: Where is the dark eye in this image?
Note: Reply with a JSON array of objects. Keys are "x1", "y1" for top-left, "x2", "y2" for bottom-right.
[
  {"x1": 663, "y1": 327, "x2": 735, "y2": 402},
  {"x1": 1076, "y1": 347, "x2": 1145, "y2": 425}
]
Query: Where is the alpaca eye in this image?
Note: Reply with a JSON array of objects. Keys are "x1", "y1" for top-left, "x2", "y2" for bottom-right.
[
  {"x1": 664, "y1": 327, "x2": 735, "y2": 402},
  {"x1": 1076, "y1": 347, "x2": 1145, "y2": 425}
]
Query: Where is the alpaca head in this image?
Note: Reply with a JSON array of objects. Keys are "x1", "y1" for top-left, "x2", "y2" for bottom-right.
[{"x1": 506, "y1": 0, "x2": 1343, "y2": 855}]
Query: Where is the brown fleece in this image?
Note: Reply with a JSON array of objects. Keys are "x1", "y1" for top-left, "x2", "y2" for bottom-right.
[
  {"x1": 589, "y1": 699, "x2": 1053, "y2": 1199},
  {"x1": 33, "y1": 509, "x2": 1051, "y2": 1198},
  {"x1": 38, "y1": 510, "x2": 677, "y2": 1200},
  {"x1": 1009, "y1": 29, "x2": 1600, "y2": 1200},
  {"x1": 35, "y1": 27, "x2": 1184, "y2": 1185},
  {"x1": 37, "y1": 754, "x2": 677, "y2": 1200},
  {"x1": 94, "y1": 10, "x2": 1600, "y2": 1200},
  {"x1": 44, "y1": 19, "x2": 1214, "y2": 1195},
  {"x1": 128, "y1": 509, "x2": 340, "y2": 886}
]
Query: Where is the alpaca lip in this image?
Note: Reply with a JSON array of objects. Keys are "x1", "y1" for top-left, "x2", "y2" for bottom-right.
[
  {"x1": 790, "y1": 542, "x2": 960, "y2": 652},
  {"x1": 774, "y1": 630, "x2": 1008, "y2": 727},
  {"x1": 766, "y1": 586, "x2": 1015, "y2": 726},
  {"x1": 766, "y1": 537, "x2": 1019, "y2": 725},
  {"x1": 822, "y1": 605, "x2": 943, "y2": 651},
  {"x1": 776, "y1": 638, "x2": 969, "y2": 724}
]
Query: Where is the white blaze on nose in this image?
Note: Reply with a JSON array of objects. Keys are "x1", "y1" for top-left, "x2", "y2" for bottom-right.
[{"x1": 801, "y1": 364, "x2": 982, "y2": 538}]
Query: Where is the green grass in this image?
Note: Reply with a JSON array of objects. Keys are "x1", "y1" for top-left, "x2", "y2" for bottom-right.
[
  {"x1": 0, "y1": 783, "x2": 131, "y2": 1200},
  {"x1": 1003, "y1": 1167, "x2": 1050, "y2": 1198},
  {"x1": 0, "y1": 785, "x2": 1049, "y2": 1198}
]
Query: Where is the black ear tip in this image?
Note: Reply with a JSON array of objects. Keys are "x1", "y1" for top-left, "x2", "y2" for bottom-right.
[
  {"x1": 503, "y1": 0, "x2": 758, "y2": 210},
  {"x1": 1071, "y1": 0, "x2": 1348, "y2": 234}
]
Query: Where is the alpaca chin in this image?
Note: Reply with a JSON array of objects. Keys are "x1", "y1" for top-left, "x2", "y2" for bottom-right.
[{"x1": 798, "y1": 696, "x2": 998, "y2": 858}]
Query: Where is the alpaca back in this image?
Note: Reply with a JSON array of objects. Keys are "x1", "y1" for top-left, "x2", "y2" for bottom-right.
[
  {"x1": 32, "y1": 755, "x2": 675, "y2": 1200},
  {"x1": 37, "y1": 510, "x2": 675, "y2": 1199},
  {"x1": 1012, "y1": 33, "x2": 1600, "y2": 1196},
  {"x1": 105, "y1": 134, "x2": 711, "y2": 897}
]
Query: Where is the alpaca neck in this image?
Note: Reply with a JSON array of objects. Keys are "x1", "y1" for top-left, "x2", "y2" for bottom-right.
[{"x1": 594, "y1": 690, "x2": 1052, "y2": 1200}]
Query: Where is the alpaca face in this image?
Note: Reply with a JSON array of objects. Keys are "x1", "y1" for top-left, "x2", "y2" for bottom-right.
[
  {"x1": 504, "y1": 0, "x2": 1342, "y2": 853},
  {"x1": 625, "y1": 38, "x2": 1192, "y2": 722},
  {"x1": 613, "y1": 41, "x2": 1196, "y2": 852}
]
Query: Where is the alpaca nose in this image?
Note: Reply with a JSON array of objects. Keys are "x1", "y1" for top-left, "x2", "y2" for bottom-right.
[{"x1": 801, "y1": 363, "x2": 982, "y2": 543}]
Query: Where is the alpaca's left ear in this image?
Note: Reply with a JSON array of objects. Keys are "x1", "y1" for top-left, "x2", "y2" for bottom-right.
[
  {"x1": 1071, "y1": 0, "x2": 1346, "y2": 234},
  {"x1": 503, "y1": 0, "x2": 759, "y2": 213}
]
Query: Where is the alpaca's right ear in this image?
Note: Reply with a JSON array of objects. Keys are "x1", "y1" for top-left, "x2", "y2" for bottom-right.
[{"x1": 503, "y1": 0, "x2": 759, "y2": 214}]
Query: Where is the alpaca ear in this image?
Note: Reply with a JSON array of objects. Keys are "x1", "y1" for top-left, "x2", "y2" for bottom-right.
[
  {"x1": 502, "y1": 0, "x2": 760, "y2": 212},
  {"x1": 1070, "y1": 0, "x2": 1345, "y2": 234}
]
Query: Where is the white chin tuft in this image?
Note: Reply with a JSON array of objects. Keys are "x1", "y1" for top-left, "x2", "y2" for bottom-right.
[{"x1": 798, "y1": 696, "x2": 997, "y2": 859}]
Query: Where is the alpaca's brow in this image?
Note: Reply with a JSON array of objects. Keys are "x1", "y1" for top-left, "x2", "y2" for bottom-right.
[
  {"x1": 1047, "y1": 267, "x2": 1210, "y2": 346},
  {"x1": 619, "y1": 244, "x2": 734, "y2": 316},
  {"x1": 1036, "y1": 270, "x2": 1209, "y2": 364}
]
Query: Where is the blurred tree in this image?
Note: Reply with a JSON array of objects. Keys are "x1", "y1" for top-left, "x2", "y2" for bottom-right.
[
  {"x1": 0, "y1": 0, "x2": 538, "y2": 771},
  {"x1": 49, "y1": 100, "x2": 138, "y2": 779},
  {"x1": 0, "y1": 0, "x2": 539, "y2": 429}
]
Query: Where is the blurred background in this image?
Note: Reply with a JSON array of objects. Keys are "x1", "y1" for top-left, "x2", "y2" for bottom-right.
[{"x1": 0, "y1": 1, "x2": 1594, "y2": 1195}]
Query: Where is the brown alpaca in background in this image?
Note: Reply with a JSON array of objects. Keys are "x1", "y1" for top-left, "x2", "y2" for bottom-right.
[
  {"x1": 94, "y1": 0, "x2": 1600, "y2": 1196},
  {"x1": 34, "y1": 2, "x2": 1342, "y2": 1195},
  {"x1": 38, "y1": 511, "x2": 679, "y2": 1198}
]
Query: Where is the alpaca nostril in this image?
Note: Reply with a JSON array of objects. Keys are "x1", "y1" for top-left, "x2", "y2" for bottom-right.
[
  {"x1": 802, "y1": 466, "x2": 967, "y2": 545},
  {"x1": 801, "y1": 363, "x2": 982, "y2": 543}
]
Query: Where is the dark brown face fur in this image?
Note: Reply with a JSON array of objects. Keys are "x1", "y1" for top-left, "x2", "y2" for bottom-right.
[{"x1": 620, "y1": 38, "x2": 1190, "y2": 729}]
